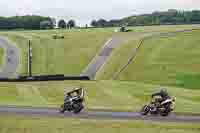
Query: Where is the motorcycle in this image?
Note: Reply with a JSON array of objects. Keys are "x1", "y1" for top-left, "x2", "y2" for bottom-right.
[
  {"x1": 140, "y1": 97, "x2": 175, "y2": 116},
  {"x1": 59, "y1": 88, "x2": 84, "y2": 114}
]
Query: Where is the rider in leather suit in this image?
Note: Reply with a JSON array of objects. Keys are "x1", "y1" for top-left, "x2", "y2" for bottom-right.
[{"x1": 151, "y1": 88, "x2": 171, "y2": 103}]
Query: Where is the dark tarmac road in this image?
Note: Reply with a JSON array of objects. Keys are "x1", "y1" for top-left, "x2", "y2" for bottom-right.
[
  {"x1": 0, "y1": 106, "x2": 200, "y2": 123},
  {"x1": 80, "y1": 35, "x2": 130, "y2": 79}
]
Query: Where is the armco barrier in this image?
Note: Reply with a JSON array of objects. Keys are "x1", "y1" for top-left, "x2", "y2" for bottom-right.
[{"x1": 0, "y1": 75, "x2": 90, "y2": 82}]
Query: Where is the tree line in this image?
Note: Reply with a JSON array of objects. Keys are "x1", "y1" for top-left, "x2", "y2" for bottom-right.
[
  {"x1": 1, "y1": 9, "x2": 200, "y2": 30},
  {"x1": 58, "y1": 19, "x2": 76, "y2": 29},
  {"x1": 0, "y1": 15, "x2": 55, "y2": 30},
  {"x1": 0, "y1": 15, "x2": 76, "y2": 30},
  {"x1": 91, "y1": 9, "x2": 200, "y2": 27}
]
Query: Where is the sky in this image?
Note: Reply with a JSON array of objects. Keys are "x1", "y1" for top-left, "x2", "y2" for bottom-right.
[{"x1": 0, "y1": 0, "x2": 200, "y2": 26}]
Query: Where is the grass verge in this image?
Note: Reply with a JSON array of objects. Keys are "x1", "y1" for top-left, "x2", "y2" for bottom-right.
[
  {"x1": 0, "y1": 115, "x2": 200, "y2": 133},
  {"x1": 0, "y1": 80, "x2": 200, "y2": 114}
]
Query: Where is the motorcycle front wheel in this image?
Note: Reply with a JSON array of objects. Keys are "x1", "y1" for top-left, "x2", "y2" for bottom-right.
[{"x1": 140, "y1": 105, "x2": 150, "y2": 115}]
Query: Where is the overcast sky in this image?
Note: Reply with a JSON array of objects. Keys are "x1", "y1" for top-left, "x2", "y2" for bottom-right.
[{"x1": 0, "y1": 0, "x2": 200, "y2": 25}]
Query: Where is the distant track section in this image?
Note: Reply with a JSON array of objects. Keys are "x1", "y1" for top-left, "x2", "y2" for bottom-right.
[
  {"x1": 80, "y1": 36, "x2": 129, "y2": 79},
  {"x1": 0, "y1": 37, "x2": 20, "y2": 78}
]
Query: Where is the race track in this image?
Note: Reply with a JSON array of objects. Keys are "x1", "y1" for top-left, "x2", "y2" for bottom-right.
[
  {"x1": 0, "y1": 37, "x2": 19, "y2": 78},
  {"x1": 80, "y1": 35, "x2": 130, "y2": 79},
  {"x1": 0, "y1": 106, "x2": 200, "y2": 123}
]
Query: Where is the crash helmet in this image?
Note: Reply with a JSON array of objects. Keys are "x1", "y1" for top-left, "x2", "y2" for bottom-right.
[{"x1": 160, "y1": 88, "x2": 168, "y2": 95}]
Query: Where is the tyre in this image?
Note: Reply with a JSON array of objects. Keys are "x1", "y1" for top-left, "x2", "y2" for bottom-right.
[
  {"x1": 73, "y1": 103, "x2": 84, "y2": 114},
  {"x1": 59, "y1": 104, "x2": 66, "y2": 113},
  {"x1": 140, "y1": 105, "x2": 150, "y2": 115},
  {"x1": 160, "y1": 104, "x2": 171, "y2": 116}
]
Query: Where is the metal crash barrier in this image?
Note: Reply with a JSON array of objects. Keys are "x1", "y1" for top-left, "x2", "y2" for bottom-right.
[{"x1": 0, "y1": 75, "x2": 90, "y2": 82}]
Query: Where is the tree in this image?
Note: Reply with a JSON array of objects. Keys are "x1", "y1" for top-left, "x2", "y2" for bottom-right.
[
  {"x1": 58, "y1": 19, "x2": 66, "y2": 29},
  {"x1": 22, "y1": 15, "x2": 54, "y2": 29},
  {"x1": 91, "y1": 20, "x2": 97, "y2": 27},
  {"x1": 0, "y1": 15, "x2": 54, "y2": 30},
  {"x1": 40, "y1": 20, "x2": 54, "y2": 29},
  {"x1": 1, "y1": 10, "x2": 200, "y2": 30},
  {"x1": 67, "y1": 19, "x2": 76, "y2": 29},
  {"x1": 51, "y1": 18, "x2": 57, "y2": 28},
  {"x1": 191, "y1": 10, "x2": 200, "y2": 22},
  {"x1": 96, "y1": 19, "x2": 107, "y2": 27}
]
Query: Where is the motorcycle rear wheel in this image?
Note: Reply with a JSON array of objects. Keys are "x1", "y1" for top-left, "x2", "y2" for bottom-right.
[
  {"x1": 73, "y1": 103, "x2": 84, "y2": 114},
  {"x1": 160, "y1": 104, "x2": 171, "y2": 116}
]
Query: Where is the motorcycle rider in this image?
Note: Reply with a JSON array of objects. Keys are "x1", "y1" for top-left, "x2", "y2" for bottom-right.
[
  {"x1": 64, "y1": 91, "x2": 70, "y2": 104},
  {"x1": 64, "y1": 88, "x2": 82, "y2": 103},
  {"x1": 140, "y1": 88, "x2": 174, "y2": 116},
  {"x1": 60, "y1": 88, "x2": 84, "y2": 114},
  {"x1": 151, "y1": 88, "x2": 171, "y2": 103}
]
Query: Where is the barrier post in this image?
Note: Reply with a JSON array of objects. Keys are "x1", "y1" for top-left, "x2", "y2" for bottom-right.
[{"x1": 28, "y1": 40, "x2": 32, "y2": 77}]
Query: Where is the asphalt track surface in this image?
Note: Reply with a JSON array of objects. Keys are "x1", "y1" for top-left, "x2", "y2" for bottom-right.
[
  {"x1": 0, "y1": 37, "x2": 19, "y2": 78},
  {"x1": 80, "y1": 35, "x2": 130, "y2": 79},
  {"x1": 0, "y1": 106, "x2": 200, "y2": 123}
]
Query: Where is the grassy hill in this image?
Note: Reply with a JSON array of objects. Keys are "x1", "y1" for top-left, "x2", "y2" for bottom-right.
[
  {"x1": 0, "y1": 29, "x2": 114, "y2": 75},
  {"x1": 97, "y1": 28, "x2": 200, "y2": 89},
  {"x1": 0, "y1": 25, "x2": 198, "y2": 76},
  {"x1": 117, "y1": 30, "x2": 200, "y2": 89},
  {"x1": 1, "y1": 80, "x2": 200, "y2": 114},
  {"x1": 128, "y1": 24, "x2": 200, "y2": 33}
]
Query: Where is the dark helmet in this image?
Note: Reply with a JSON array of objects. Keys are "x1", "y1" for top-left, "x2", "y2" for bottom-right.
[
  {"x1": 160, "y1": 88, "x2": 168, "y2": 95},
  {"x1": 160, "y1": 88, "x2": 167, "y2": 93}
]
